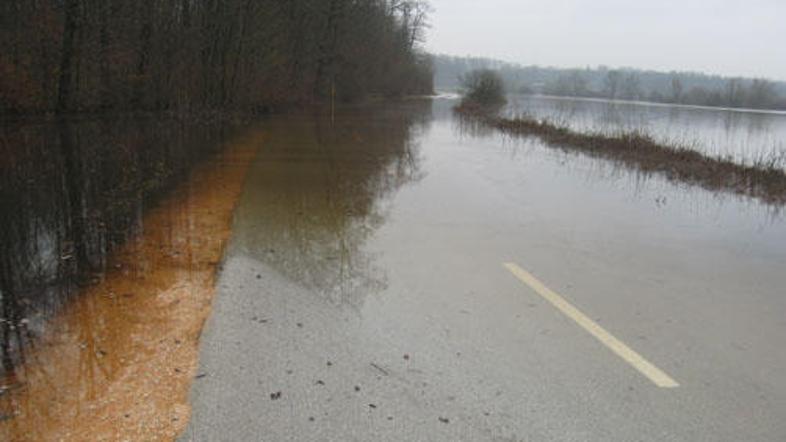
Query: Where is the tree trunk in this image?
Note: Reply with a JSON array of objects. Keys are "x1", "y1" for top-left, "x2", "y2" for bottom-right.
[{"x1": 56, "y1": 0, "x2": 79, "y2": 113}]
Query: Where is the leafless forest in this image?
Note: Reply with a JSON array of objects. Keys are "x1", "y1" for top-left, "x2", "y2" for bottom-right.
[{"x1": 0, "y1": 0, "x2": 434, "y2": 114}]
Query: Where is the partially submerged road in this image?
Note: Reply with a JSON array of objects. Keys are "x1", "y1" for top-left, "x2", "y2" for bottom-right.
[{"x1": 182, "y1": 101, "x2": 786, "y2": 441}]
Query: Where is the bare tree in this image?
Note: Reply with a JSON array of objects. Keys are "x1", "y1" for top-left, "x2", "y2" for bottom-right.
[
  {"x1": 56, "y1": 0, "x2": 80, "y2": 112},
  {"x1": 725, "y1": 78, "x2": 744, "y2": 107},
  {"x1": 670, "y1": 76, "x2": 683, "y2": 103},
  {"x1": 2, "y1": 0, "x2": 434, "y2": 114},
  {"x1": 604, "y1": 70, "x2": 621, "y2": 99},
  {"x1": 620, "y1": 73, "x2": 641, "y2": 100},
  {"x1": 747, "y1": 79, "x2": 775, "y2": 109}
]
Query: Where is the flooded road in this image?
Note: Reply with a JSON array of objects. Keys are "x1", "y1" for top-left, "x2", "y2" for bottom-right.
[
  {"x1": 1, "y1": 97, "x2": 785, "y2": 440},
  {"x1": 184, "y1": 99, "x2": 786, "y2": 441}
]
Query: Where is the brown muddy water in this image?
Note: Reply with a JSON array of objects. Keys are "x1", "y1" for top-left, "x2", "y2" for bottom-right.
[
  {"x1": 2, "y1": 97, "x2": 786, "y2": 441},
  {"x1": 0, "y1": 116, "x2": 257, "y2": 440}
]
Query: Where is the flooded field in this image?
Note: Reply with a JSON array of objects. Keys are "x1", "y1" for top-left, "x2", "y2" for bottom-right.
[
  {"x1": 2, "y1": 97, "x2": 786, "y2": 441},
  {"x1": 506, "y1": 95, "x2": 786, "y2": 166}
]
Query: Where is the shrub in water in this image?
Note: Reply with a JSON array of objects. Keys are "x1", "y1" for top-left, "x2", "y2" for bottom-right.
[{"x1": 460, "y1": 69, "x2": 506, "y2": 106}]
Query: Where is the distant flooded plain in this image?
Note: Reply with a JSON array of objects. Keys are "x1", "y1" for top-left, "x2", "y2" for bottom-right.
[
  {"x1": 506, "y1": 95, "x2": 786, "y2": 166},
  {"x1": 2, "y1": 96, "x2": 786, "y2": 440}
]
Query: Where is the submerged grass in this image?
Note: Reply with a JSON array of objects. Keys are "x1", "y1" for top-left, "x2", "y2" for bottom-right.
[{"x1": 455, "y1": 101, "x2": 786, "y2": 206}]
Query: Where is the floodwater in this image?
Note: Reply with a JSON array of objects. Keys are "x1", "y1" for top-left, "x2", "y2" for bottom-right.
[
  {"x1": 232, "y1": 96, "x2": 786, "y2": 309},
  {"x1": 506, "y1": 94, "x2": 786, "y2": 166},
  {"x1": 186, "y1": 98, "x2": 786, "y2": 440},
  {"x1": 229, "y1": 102, "x2": 431, "y2": 308},
  {"x1": 3, "y1": 96, "x2": 786, "y2": 441},
  {"x1": 0, "y1": 117, "x2": 244, "y2": 365},
  {"x1": 0, "y1": 116, "x2": 257, "y2": 440}
]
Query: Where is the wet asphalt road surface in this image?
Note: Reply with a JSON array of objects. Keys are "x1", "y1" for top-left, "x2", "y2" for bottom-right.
[{"x1": 182, "y1": 100, "x2": 786, "y2": 441}]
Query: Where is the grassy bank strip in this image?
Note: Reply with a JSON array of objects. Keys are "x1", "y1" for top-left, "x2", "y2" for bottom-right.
[{"x1": 455, "y1": 102, "x2": 786, "y2": 206}]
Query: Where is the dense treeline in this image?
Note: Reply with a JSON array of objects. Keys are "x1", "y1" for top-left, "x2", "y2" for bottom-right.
[
  {"x1": 435, "y1": 55, "x2": 786, "y2": 110},
  {"x1": 0, "y1": 0, "x2": 434, "y2": 114}
]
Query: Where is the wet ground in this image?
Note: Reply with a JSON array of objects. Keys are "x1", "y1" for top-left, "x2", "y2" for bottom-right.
[
  {"x1": 182, "y1": 99, "x2": 786, "y2": 441},
  {"x1": 1, "y1": 97, "x2": 785, "y2": 440},
  {"x1": 0, "y1": 117, "x2": 258, "y2": 440}
]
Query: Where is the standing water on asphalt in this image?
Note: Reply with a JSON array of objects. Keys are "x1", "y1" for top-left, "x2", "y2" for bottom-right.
[
  {"x1": 2, "y1": 97, "x2": 786, "y2": 441},
  {"x1": 185, "y1": 97, "x2": 786, "y2": 441}
]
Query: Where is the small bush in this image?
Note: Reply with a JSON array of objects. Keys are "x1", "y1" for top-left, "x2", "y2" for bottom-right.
[{"x1": 460, "y1": 69, "x2": 506, "y2": 105}]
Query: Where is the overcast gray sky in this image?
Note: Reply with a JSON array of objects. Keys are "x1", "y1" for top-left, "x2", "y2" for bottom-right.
[{"x1": 425, "y1": 0, "x2": 786, "y2": 80}]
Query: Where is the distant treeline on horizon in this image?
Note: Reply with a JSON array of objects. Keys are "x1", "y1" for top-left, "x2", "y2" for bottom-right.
[{"x1": 435, "y1": 55, "x2": 786, "y2": 111}]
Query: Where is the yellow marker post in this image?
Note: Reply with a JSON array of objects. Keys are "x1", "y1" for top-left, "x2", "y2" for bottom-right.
[{"x1": 504, "y1": 263, "x2": 679, "y2": 388}]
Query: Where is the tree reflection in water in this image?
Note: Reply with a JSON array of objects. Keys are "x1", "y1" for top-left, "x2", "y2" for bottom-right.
[
  {"x1": 0, "y1": 116, "x2": 236, "y2": 374},
  {"x1": 233, "y1": 99, "x2": 433, "y2": 309}
]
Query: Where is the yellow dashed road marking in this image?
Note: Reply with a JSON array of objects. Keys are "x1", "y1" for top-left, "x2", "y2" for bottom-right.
[{"x1": 504, "y1": 262, "x2": 679, "y2": 388}]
